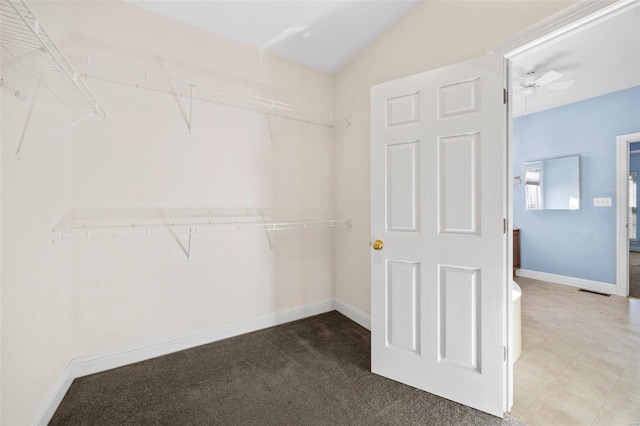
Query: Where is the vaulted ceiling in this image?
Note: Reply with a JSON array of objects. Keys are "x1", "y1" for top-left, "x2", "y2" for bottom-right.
[{"x1": 126, "y1": 0, "x2": 420, "y2": 74}]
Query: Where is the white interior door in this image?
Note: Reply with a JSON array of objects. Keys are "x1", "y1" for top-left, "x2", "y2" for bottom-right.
[{"x1": 371, "y1": 54, "x2": 507, "y2": 416}]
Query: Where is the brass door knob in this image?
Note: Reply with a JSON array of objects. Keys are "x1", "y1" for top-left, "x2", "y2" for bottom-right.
[{"x1": 372, "y1": 240, "x2": 384, "y2": 250}]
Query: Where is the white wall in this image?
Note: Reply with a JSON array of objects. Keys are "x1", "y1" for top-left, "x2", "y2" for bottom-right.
[
  {"x1": 333, "y1": 0, "x2": 577, "y2": 315},
  {"x1": 2, "y1": 2, "x2": 336, "y2": 424},
  {"x1": 1, "y1": 3, "x2": 76, "y2": 424},
  {"x1": 67, "y1": 1, "x2": 336, "y2": 358},
  {"x1": 1, "y1": 76, "x2": 76, "y2": 426}
]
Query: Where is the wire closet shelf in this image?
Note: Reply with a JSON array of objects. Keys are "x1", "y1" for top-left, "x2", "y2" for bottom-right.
[
  {"x1": 71, "y1": 55, "x2": 351, "y2": 128},
  {"x1": 53, "y1": 210, "x2": 352, "y2": 240},
  {"x1": 0, "y1": 0, "x2": 105, "y2": 118}
]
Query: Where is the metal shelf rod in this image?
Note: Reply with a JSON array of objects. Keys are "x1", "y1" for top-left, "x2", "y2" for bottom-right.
[
  {"x1": 54, "y1": 218, "x2": 352, "y2": 240},
  {"x1": 72, "y1": 55, "x2": 350, "y2": 128}
]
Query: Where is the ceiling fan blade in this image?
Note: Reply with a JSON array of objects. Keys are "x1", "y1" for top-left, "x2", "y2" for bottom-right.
[
  {"x1": 535, "y1": 70, "x2": 562, "y2": 86},
  {"x1": 545, "y1": 80, "x2": 575, "y2": 91}
]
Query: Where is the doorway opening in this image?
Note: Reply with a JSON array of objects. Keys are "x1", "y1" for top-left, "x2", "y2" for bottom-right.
[
  {"x1": 498, "y1": 0, "x2": 640, "y2": 422},
  {"x1": 620, "y1": 133, "x2": 640, "y2": 298},
  {"x1": 507, "y1": 4, "x2": 638, "y2": 298}
]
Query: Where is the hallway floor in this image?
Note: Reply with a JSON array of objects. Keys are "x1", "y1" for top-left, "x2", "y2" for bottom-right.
[{"x1": 512, "y1": 277, "x2": 640, "y2": 425}]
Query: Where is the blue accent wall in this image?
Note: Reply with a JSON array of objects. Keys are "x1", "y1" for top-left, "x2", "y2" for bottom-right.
[{"x1": 513, "y1": 86, "x2": 640, "y2": 284}]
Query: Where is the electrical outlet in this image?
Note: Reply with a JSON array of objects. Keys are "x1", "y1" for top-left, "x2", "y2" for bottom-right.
[{"x1": 593, "y1": 197, "x2": 612, "y2": 207}]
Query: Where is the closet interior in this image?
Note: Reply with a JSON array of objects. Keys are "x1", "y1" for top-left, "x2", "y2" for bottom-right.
[{"x1": 2, "y1": 1, "x2": 352, "y2": 421}]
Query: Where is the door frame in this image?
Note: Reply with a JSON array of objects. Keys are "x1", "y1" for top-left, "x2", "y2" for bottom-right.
[
  {"x1": 617, "y1": 132, "x2": 640, "y2": 297},
  {"x1": 488, "y1": 0, "x2": 637, "y2": 411}
]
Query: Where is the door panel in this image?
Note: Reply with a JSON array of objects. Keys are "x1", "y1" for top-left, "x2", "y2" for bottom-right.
[
  {"x1": 371, "y1": 54, "x2": 507, "y2": 417},
  {"x1": 438, "y1": 265, "x2": 481, "y2": 371},
  {"x1": 386, "y1": 260, "x2": 421, "y2": 354},
  {"x1": 438, "y1": 77, "x2": 480, "y2": 118},
  {"x1": 386, "y1": 141, "x2": 420, "y2": 232},
  {"x1": 386, "y1": 92, "x2": 420, "y2": 127},
  {"x1": 438, "y1": 133, "x2": 479, "y2": 234}
]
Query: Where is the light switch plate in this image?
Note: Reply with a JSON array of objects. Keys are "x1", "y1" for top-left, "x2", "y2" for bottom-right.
[{"x1": 593, "y1": 197, "x2": 612, "y2": 207}]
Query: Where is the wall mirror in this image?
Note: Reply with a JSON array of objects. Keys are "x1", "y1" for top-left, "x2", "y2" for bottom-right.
[{"x1": 525, "y1": 155, "x2": 580, "y2": 210}]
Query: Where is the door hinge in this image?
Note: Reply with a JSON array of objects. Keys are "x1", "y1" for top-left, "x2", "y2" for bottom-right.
[
  {"x1": 503, "y1": 88, "x2": 508, "y2": 104},
  {"x1": 503, "y1": 218, "x2": 507, "y2": 234},
  {"x1": 503, "y1": 346, "x2": 507, "y2": 362}
]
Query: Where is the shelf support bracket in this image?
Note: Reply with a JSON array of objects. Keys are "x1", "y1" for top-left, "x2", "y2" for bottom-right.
[
  {"x1": 46, "y1": 111, "x2": 95, "y2": 140},
  {"x1": 165, "y1": 224, "x2": 193, "y2": 260},
  {"x1": 16, "y1": 110, "x2": 96, "y2": 160},
  {"x1": 259, "y1": 210, "x2": 275, "y2": 251},
  {"x1": 264, "y1": 227, "x2": 274, "y2": 251},
  {"x1": 188, "y1": 84, "x2": 194, "y2": 133},
  {"x1": 186, "y1": 228, "x2": 192, "y2": 260},
  {"x1": 15, "y1": 90, "x2": 38, "y2": 160}
]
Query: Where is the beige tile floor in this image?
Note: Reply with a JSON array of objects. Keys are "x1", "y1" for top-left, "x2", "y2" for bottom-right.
[{"x1": 511, "y1": 277, "x2": 640, "y2": 426}]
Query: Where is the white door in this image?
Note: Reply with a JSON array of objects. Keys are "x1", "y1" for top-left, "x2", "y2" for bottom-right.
[{"x1": 371, "y1": 54, "x2": 507, "y2": 416}]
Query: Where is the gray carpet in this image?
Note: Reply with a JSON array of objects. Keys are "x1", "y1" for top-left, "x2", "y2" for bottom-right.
[
  {"x1": 50, "y1": 311, "x2": 522, "y2": 426},
  {"x1": 630, "y1": 252, "x2": 640, "y2": 298}
]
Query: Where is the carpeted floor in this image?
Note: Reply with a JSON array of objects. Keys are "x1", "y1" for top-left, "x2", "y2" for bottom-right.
[
  {"x1": 51, "y1": 311, "x2": 522, "y2": 425},
  {"x1": 630, "y1": 251, "x2": 640, "y2": 298}
]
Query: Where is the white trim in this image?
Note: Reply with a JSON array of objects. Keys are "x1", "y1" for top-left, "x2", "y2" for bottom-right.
[
  {"x1": 617, "y1": 132, "x2": 640, "y2": 298},
  {"x1": 505, "y1": 57, "x2": 514, "y2": 414},
  {"x1": 515, "y1": 269, "x2": 619, "y2": 296},
  {"x1": 617, "y1": 133, "x2": 630, "y2": 297},
  {"x1": 490, "y1": 0, "x2": 638, "y2": 58},
  {"x1": 32, "y1": 369, "x2": 75, "y2": 426},
  {"x1": 71, "y1": 298, "x2": 336, "y2": 379},
  {"x1": 34, "y1": 298, "x2": 337, "y2": 425},
  {"x1": 630, "y1": 247, "x2": 640, "y2": 252},
  {"x1": 335, "y1": 299, "x2": 371, "y2": 330}
]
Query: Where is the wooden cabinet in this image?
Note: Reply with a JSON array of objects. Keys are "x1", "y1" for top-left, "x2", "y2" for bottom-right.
[{"x1": 513, "y1": 228, "x2": 520, "y2": 276}]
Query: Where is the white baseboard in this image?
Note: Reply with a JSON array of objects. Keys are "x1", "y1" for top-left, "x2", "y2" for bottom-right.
[
  {"x1": 516, "y1": 269, "x2": 617, "y2": 295},
  {"x1": 334, "y1": 299, "x2": 371, "y2": 330},
  {"x1": 630, "y1": 247, "x2": 640, "y2": 252},
  {"x1": 33, "y1": 370, "x2": 75, "y2": 426},
  {"x1": 34, "y1": 298, "x2": 337, "y2": 425},
  {"x1": 69, "y1": 298, "x2": 336, "y2": 379}
]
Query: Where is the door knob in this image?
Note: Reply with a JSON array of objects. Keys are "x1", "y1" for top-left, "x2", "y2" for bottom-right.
[{"x1": 372, "y1": 240, "x2": 384, "y2": 250}]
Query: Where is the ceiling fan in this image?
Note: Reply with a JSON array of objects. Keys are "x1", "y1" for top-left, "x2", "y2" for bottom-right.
[{"x1": 514, "y1": 69, "x2": 575, "y2": 114}]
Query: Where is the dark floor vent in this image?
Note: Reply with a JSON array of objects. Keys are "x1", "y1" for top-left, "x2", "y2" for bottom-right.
[{"x1": 579, "y1": 289, "x2": 611, "y2": 297}]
